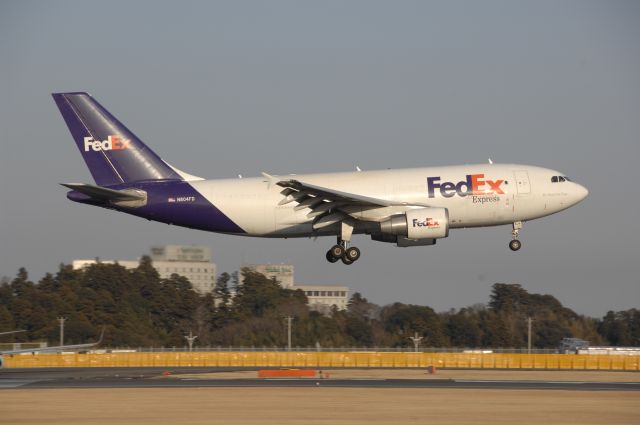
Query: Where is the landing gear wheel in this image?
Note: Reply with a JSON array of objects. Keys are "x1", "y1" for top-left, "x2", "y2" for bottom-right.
[
  {"x1": 509, "y1": 239, "x2": 522, "y2": 251},
  {"x1": 326, "y1": 250, "x2": 339, "y2": 263},
  {"x1": 341, "y1": 256, "x2": 354, "y2": 265},
  {"x1": 330, "y1": 245, "x2": 345, "y2": 259},
  {"x1": 345, "y1": 246, "x2": 361, "y2": 262}
]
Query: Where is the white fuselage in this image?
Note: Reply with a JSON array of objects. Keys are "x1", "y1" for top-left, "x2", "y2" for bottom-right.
[{"x1": 187, "y1": 164, "x2": 588, "y2": 238}]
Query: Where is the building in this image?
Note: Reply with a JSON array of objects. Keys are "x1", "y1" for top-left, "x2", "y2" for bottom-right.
[
  {"x1": 245, "y1": 263, "x2": 349, "y2": 312},
  {"x1": 72, "y1": 245, "x2": 217, "y2": 294},
  {"x1": 245, "y1": 264, "x2": 295, "y2": 288},
  {"x1": 150, "y1": 245, "x2": 212, "y2": 263},
  {"x1": 295, "y1": 284, "x2": 349, "y2": 313}
]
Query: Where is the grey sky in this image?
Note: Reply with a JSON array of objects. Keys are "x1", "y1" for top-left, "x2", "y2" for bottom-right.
[{"x1": 0, "y1": 1, "x2": 638, "y2": 317}]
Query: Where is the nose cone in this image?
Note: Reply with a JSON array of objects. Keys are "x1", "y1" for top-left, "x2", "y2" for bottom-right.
[{"x1": 573, "y1": 183, "x2": 589, "y2": 204}]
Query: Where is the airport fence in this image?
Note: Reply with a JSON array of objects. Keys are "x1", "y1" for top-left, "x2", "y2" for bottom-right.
[
  {"x1": 4, "y1": 351, "x2": 639, "y2": 370},
  {"x1": 114, "y1": 346, "x2": 562, "y2": 354}
]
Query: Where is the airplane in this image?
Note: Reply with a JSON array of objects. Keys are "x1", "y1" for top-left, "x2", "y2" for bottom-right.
[
  {"x1": 0, "y1": 329, "x2": 104, "y2": 368},
  {"x1": 53, "y1": 92, "x2": 588, "y2": 265},
  {"x1": 0, "y1": 330, "x2": 26, "y2": 336}
]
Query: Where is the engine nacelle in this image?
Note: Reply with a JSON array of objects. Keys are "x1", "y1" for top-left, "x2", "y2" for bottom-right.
[{"x1": 379, "y1": 207, "x2": 449, "y2": 240}]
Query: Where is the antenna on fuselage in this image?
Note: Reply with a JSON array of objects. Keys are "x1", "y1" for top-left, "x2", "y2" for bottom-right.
[
  {"x1": 356, "y1": 166, "x2": 362, "y2": 172},
  {"x1": 488, "y1": 158, "x2": 494, "y2": 165}
]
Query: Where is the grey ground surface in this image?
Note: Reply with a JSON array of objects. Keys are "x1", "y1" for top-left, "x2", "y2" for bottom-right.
[{"x1": 1, "y1": 367, "x2": 638, "y2": 391}]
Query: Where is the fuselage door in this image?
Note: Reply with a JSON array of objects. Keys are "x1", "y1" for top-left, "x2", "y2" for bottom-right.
[{"x1": 514, "y1": 170, "x2": 531, "y2": 195}]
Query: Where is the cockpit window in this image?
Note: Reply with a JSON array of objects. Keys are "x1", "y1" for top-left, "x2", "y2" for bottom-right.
[
  {"x1": 563, "y1": 176, "x2": 571, "y2": 181},
  {"x1": 558, "y1": 176, "x2": 566, "y2": 182},
  {"x1": 551, "y1": 175, "x2": 570, "y2": 183},
  {"x1": 551, "y1": 176, "x2": 558, "y2": 183}
]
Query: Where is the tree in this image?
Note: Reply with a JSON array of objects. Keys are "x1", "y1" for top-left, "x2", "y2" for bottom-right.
[
  {"x1": 598, "y1": 309, "x2": 640, "y2": 346},
  {"x1": 446, "y1": 308, "x2": 481, "y2": 347},
  {"x1": 380, "y1": 303, "x2": 447, "y2": 347},
  {"x1": 214, "y1": 272, "x2": 232, "y2": 307},
  {"x1": 0, "y1": 263, "x2": 621, "y2": 350}
]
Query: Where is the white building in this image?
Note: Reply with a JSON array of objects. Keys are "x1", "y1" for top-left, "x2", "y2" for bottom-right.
[
  {"x1": 295, "y1": 284, "x2": 349, "y2": 313},
  {"x1": 72, "y1": 245, "x2": 217, "y2": 294},
  {"x1": 245, "y1": 264, "x2": 349, "y2": 312},
  {"x1": 245, "y1": 264, "x2": 295, "y2": 288}
]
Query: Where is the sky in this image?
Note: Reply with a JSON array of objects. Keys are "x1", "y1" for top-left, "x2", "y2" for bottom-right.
[{"x1": 0, "y1": 1, "x2": 638, "y2": 317}]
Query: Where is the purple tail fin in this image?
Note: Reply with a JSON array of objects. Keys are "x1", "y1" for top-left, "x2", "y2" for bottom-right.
[{"x1": 52, "y1": 92, "x2": 182, "y2": 186}]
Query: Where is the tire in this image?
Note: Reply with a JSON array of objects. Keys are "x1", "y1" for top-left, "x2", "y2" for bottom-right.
[
  {"x1": 341, "y1": 256, "x2": 354, "y2": 265},
  {"x1": 509, "y1": 239, "x2": 522, "y2": 251},
  {"x1": 330, "y1": 245, "x2": 345, "y2": 259},
  {"x1": 326, "y1": 250, "x2": 339, "y2": 263},
  {"x1": 345, "y1": 246, "x2": 361, "y2": 262}
]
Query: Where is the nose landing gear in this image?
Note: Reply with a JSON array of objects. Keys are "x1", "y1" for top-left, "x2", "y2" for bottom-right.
[{"x1": 509, "y1": 221, "x2": 523, "y2": 251}]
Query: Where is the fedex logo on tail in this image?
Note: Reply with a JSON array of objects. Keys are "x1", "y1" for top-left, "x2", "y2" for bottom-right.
[
  {"x1": 427, "y1": 174, "x2": 504, "y2": 198},
  {"x1": 84, "y1": 135, "x2": 132, "y2": 152}
]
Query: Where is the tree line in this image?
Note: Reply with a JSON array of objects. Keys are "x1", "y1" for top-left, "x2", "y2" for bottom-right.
[{"x1": 0, "y1": 259, "x2": 637, "y2": 349}]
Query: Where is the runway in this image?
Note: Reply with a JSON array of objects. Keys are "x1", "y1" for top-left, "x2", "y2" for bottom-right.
[
  {"x1": 3, "y1": 368, "x2": 639, "y2": 425},
  {"x1": 1, "y1": 367, "x2": 639, "y2": 391}
]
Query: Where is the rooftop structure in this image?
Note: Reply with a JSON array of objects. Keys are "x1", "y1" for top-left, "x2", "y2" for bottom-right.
[
  {"x1": 72, "y1": 245, "x2": 216, "y2": 294},
  {"x1": 245, "y1": 264, "x2": 349, "y2": 312}
]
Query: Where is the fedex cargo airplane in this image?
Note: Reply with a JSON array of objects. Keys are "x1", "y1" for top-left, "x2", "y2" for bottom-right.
[{"x1": 53, "y1": 92, "x2": 588, "y2": 265}]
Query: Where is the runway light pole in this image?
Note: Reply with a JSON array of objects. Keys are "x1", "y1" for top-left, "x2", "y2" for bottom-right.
[
  {"x1": 57, "y1": 317, "x2": 67, "y2": 346},
  {"x1": 285, "y1": 316, "x2": 293, "y2": 351},
  {"x1": 184, "y1": 330, "x2": 198, "y2": 352},
  {"x1": 409, "y1": 332, "x2": 423, "y2": 352},
  {"x1": 527, "y1": 317, "x2": 533, "y2": 354}
]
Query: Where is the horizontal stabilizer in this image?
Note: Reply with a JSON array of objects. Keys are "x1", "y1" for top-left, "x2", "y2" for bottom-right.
[{"x1": 61, "y1": 183, "x2": 146, "y2": 202}]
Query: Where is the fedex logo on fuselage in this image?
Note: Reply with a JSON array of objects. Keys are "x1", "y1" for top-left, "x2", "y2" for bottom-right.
[
  {"x1": 427, "y1": 174, "x2": 504, "y2": 198},
  {"x1": 83, "y1": 135, "x2": 132, "y2": 152}
]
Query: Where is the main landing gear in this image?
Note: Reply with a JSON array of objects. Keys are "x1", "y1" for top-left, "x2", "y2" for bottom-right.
[
  {"x1": 326, "y1": 221, "x2": 361, "y2": 265},
  {"x1": 326, "y1": 238, "x2": 361, "y2": 265},
  {"x1": 509, "y1": 221, "x2": 523, "y2": 251}
]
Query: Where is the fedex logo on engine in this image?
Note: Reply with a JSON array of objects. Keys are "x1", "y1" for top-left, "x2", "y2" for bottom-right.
[
  {"x1": 427, "y1": 174, "x2": 504, "y2": 198},
  {"x1": 412, "y1": 217, "x2": 439, "y2": 228},
  {"x1": 83, "y1": 135, "x2": 132, "y2": 152}
]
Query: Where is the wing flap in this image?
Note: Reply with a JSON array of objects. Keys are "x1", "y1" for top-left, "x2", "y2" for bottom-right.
[
  {"x1": 270, "y1": 177, "x2": 431, "y2": 229},
  {"x1": 276, "y1": 179, "x2": 401, "y2": 207}
]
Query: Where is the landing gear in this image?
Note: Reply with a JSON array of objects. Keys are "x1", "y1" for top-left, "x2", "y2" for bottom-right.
[
  {"x1": 325, "y1": 237, "x2": 361, "y2": 265},
  {"x1": 509, "y1": 221, "x2": 523, "y2": 251},
  {"x1": 329, "y1": 244, "x2": 345, "y2": 259},
  {"x1": 345, "y1": 246, "x2": 361, "y2": 262},
  {"x1": 326, "y1": 250, "x2": 340, "y2": 263},
  {"x1": 509, "y1": 239, "x2": 522, "y2": 251}
]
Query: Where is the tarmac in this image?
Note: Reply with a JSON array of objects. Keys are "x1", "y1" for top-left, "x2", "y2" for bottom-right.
[
  {"x1": 2, "y1": 367, "x2": 639, "y2": 425},
  {"x1": 1, "y1": 367, "x2": 639, "y2": 391}
]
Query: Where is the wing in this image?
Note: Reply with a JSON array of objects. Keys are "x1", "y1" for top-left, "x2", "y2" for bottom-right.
[
  {"x1": 266, "y1": 174, "x2": 429, "y2": 229},
  {"x1": 0, "y1": 328, "x2": 104, "y2": 355},
  {"x1": 0, "y1": 330, "x2": 26, "y2": 336}
]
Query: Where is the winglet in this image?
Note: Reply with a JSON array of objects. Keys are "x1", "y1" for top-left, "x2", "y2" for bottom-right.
[
  {"x1": 261, "y1": 172, "x2": 278, "y2": 189},
  {"x1": 95, "y1": 326, "x2": 106, "y2": 345}
]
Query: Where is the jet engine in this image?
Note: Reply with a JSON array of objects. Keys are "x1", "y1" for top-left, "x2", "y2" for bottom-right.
[{"x1": 379, "y1": 207, "x2": 449, "y2": 240}]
